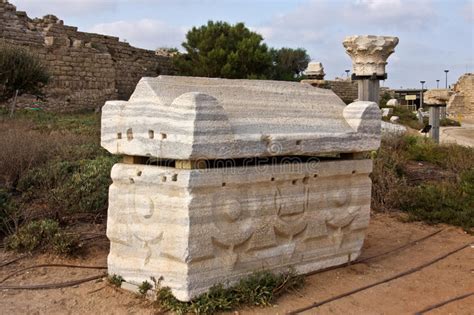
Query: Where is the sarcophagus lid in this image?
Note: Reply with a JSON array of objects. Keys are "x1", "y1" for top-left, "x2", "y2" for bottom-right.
[{"x1": 101, "y1": 76, "x2": 381, "y2": 159}]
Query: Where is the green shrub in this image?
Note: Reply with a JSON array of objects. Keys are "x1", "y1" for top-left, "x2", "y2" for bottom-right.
[
  {"x1": 6, "y1": 219, "x2": 59, "y2": 252},
  {"x1": 51, "y1": 231, "x2": 82, "y2": 255},
  {"x1": 51, "y1": 156, "x2": 119, "y2": 213},
  {"x1": 391, "y1": 106, "x2": 423, "y2": 130},
  {"x1": 403, "y1": 135, "x2": 474, "y2": 173},
  {"x1": 399, "y1": 171, "x2": 474, "y2": 232},
  {"x1": 371, "y1": 134, "x2": 474, "y2": 232},
  {"x1": 0, "y1": 189, "x2": 17, "y2": 236},
  {"x1": 18, "y1": 155, "x2": 119, "y2": 215},
  {"x1": 440, "y1": 118, "x2": 461, "y2": 127},
  {"x1": 108, "y1": 274, "x2": 125, "y2": 287},
  {"x1": 155, "y1": 269, "x2": 304, "y2": 314},
  {"x1": 0, "y1": 41, "x2": 49, "y2": 102},
  {"x1": 138, "y1": 281, "x2": 153, "y2": 296}
]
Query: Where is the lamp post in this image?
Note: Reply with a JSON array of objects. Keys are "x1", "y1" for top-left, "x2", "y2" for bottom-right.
[
  {"x1": 436, "y1": 79, "x2": 440, "y2": 88},
  {"x1": 420, "y1": 80, "x2": 425, "y2": 109},
  {"x1": 345, "y1": 69, "x2": 350, "y2": 78},
  {"x1": 444, "y1": 70, "x2": 449, "y2": 89}
]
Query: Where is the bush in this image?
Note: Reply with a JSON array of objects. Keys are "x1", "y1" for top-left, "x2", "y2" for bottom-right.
[
  {"x1": 18, "y1": 155, "x2": 119, "y2": 215},
  {"x1": 399, "y1": 171, "x2": 474, "y2": 232},
  {"x1": 155, "y1": 270, "x2": 304, "y2": 314},
  {"x1": 370, "y1": 136, "x2": 408, "y2": 211},
  {"x1": 371, "y1": 134, "x2": 474, "y2": 232},
  {"x1": 5, "y1": 219, "x2": 59, "y2": 252},
  {"x1": 0, "y1": 41, "x2": 49, "y2": 102},
  {"x1": 0, "y1": 189, "x2": 17, "y2": 236},
  {"x1": 5, "y1": 219, "x2": 81, "y2": 254},
  {"x1": 389, "y1": 106, "x2": 424, "y2": 130},
  {"x1": 440, "y1": 118, "x2": 461, "y2": 127}
]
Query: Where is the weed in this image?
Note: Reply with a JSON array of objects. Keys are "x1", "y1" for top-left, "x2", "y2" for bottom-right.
[
  {"x1": 51, "y1": 232, "x2": 82, "y2": 255},
  {"x1": 440, "y1": 118, "x2": 461, "y2": 127},
  {"x1": 108, "y1": 274, "x2": 125, "y2": 288},
  {"x1": 382, "y1": 106, "x2": 423, "y2": 130},
  {"x1": 371, "y1": 134, "x2": 474, "y2": 232},
  {"x1": 138, "y1": 280, "x2": 153, "y2": 296},
  {"x1": 154, "y1": 269, "x2": 304, "y2": 314},
  {"x1": 0, "y1": 189, "x2": 17, "y2": 236}
]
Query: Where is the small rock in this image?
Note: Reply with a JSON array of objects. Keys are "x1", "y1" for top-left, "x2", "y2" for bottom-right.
[
  {"x1": 386, "y1": 99, "x2": 399, "y2": 106},
  {"x1": 390, "y1": 116, "x2": 400, "y2": 123}
]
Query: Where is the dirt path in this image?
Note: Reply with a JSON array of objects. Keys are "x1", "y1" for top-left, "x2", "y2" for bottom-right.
[
  {"x1": 441, "y1": 119, "x2": 474, "y2": 147},
  {"x1": 1, "y1": 213, "x2": 473, "y2": 315}
]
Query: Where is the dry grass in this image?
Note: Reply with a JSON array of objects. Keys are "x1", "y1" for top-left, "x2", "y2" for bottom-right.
[{"x1": 0, "y1": 119, "x2": 90, "y2": 188}]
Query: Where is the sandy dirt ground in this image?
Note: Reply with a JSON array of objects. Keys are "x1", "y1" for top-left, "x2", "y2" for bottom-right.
[
  {"x1": 441, "y1": 119, "x2": 474, "y2": 147},
  {"x1": 1, "y1": 212, "x2": 473, "y2": 315}
]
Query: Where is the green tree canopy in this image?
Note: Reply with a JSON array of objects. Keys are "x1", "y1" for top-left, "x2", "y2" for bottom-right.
[
  {"x1": 269, "y1": 47, "x2": 311, "y2": 81},
  {"x1": 175, "y1": 21, "x2": 273, "y2": 79},
  {"x1": 0, "y1": 41, "x2": 49, "y2": 102}
]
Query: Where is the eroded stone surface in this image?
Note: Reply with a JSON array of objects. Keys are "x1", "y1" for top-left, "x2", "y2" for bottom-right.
[
  {"x1": 101, "y1": 76, "x2": 382, "y2": 160},
  {"x1": 102, "y1": 75, "x2": 381, "y2": 301},
  {"x1": 447, "y1": 73, "x2": 474, "y2": 119},
  {"x1": 343, "y1": 35, "x2": 399, "y2": 76},
  {"x1": 304, "y1": 61, "x2": 325, "y2": 79},
  {"x1": 424, "y1": 89, "x2": 452, "y2": 105},
  {"x1": 107, "y1": 159, "x2": 373, "y2": 301}
]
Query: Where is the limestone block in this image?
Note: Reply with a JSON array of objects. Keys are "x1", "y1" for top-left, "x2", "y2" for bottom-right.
[
  {"x1": 304, "y1": 61, "x2": 325, "y2": 79},
  {"x1": 101, "y1": 76, "x2": 382, "y2": 160},
  {"x1": 381, "y1": 108, "x2": 393, "y2": 117},
  {"x1": 381, "y1": 121, "x2": 406, "y2": 135},
  {"x1": 386, "y1": 99, "x2": 399, "y2": 106},
  {"x1": 107, "y1": 159, "x2": 373, "y2": 301},
  {"x1": 343, "y1": 35, "x2": 399, "y2": 76},
  {"x1": 424, "y1": 89, "x2": 452, "y2": 105},
  {"x1": 102, "y1": 75, "x2": 381, "y2": 301},
  {"x1": 390, "y1": 116, "x2": 400, "y2": 123}
]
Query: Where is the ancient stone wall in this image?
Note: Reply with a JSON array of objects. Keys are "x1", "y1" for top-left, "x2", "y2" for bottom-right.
[
  {"x1": 447, "y1": 73, "x2": 474, "y2": 120},
  {"x1": 301, "y1": 79, "x2": 358, "y2": 104},
  {"x1": 0, "y1": 0, "x2": 174, "y2": 111}
]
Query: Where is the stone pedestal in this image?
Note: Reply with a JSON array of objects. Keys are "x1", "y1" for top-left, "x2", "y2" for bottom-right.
[
  {"x1": 343, "y1": 35, "x2": 399, "y2": 105},
  {"x1": 304, "y1": 61, "x2": 325, "y2": 80},
  {"x1": 424, "y1": 89, "x2": 452, "y2": 144},
  {"x1": 101, "y1": 76, "x2": 382, "y2": 301}
]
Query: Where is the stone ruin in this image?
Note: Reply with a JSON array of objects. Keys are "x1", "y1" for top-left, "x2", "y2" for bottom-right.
[
  {"x1": 447, "y1": 73, "x2": 474, "y2": 120},
  {"x1": 304, "y1": 61, "x2": 326, "y2": 79},
  {"x1": 101, "y1": 75, "x2": 382, "y2": 301},
  {"x1": 0, "y1": 0, "x2": 174, "y2": 111}
]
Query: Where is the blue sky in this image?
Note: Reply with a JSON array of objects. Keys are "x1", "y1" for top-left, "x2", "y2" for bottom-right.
[{"x1": 11, "y1": 0, "x2": 474, "y2": 89}]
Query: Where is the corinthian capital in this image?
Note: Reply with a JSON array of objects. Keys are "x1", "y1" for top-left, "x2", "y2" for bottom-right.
[{"x1": 343, "y1": 35, "x2": 399, "y2": 77}]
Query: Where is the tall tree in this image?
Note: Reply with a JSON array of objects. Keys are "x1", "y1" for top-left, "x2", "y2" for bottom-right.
[
  {"x1": 269, "y1": 47, "x2": 310, "y2": 81},
  {"x1": 174, "y1": 21, "x2": 272, "y2": 79}
]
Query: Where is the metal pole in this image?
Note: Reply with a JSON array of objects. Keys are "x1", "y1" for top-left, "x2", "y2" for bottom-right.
[
  {"x1": 420, "y1": 81, "x2": 425, "y2": 109},
  {"x1": 436, "y1": 80, "x2": 439, "y2": 88},
  {"x1": 444, "y1": 70, "x2": 449, "y2": 89}
]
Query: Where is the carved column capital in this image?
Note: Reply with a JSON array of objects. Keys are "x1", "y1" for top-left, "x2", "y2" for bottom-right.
[{"x1": 343, "y1": 35, "x2": 399, "y2": 77}]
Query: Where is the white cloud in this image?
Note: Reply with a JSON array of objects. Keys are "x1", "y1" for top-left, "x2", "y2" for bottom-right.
[
  {"x1": 462, "y1": 0, "x2": 473, "y2": 21},
  {"x1": 11, "y1": 0, "x2": 118, "y2": 17},
  {"x1": 344, "y1": 0, "x2": 437, "y2": 29},
  {"x1": 89, "y1": 19, "x2": 186, "y2": 50}
]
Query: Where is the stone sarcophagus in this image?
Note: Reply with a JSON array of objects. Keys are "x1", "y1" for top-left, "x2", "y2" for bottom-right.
[{"x1": 101, "y1": 76, "x2": 381, "y2": 301}]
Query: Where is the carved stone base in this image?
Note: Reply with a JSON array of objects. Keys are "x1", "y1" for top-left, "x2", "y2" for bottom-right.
[{"x1": 107, "y1": 159, "x2": 373, "y2": 301}]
